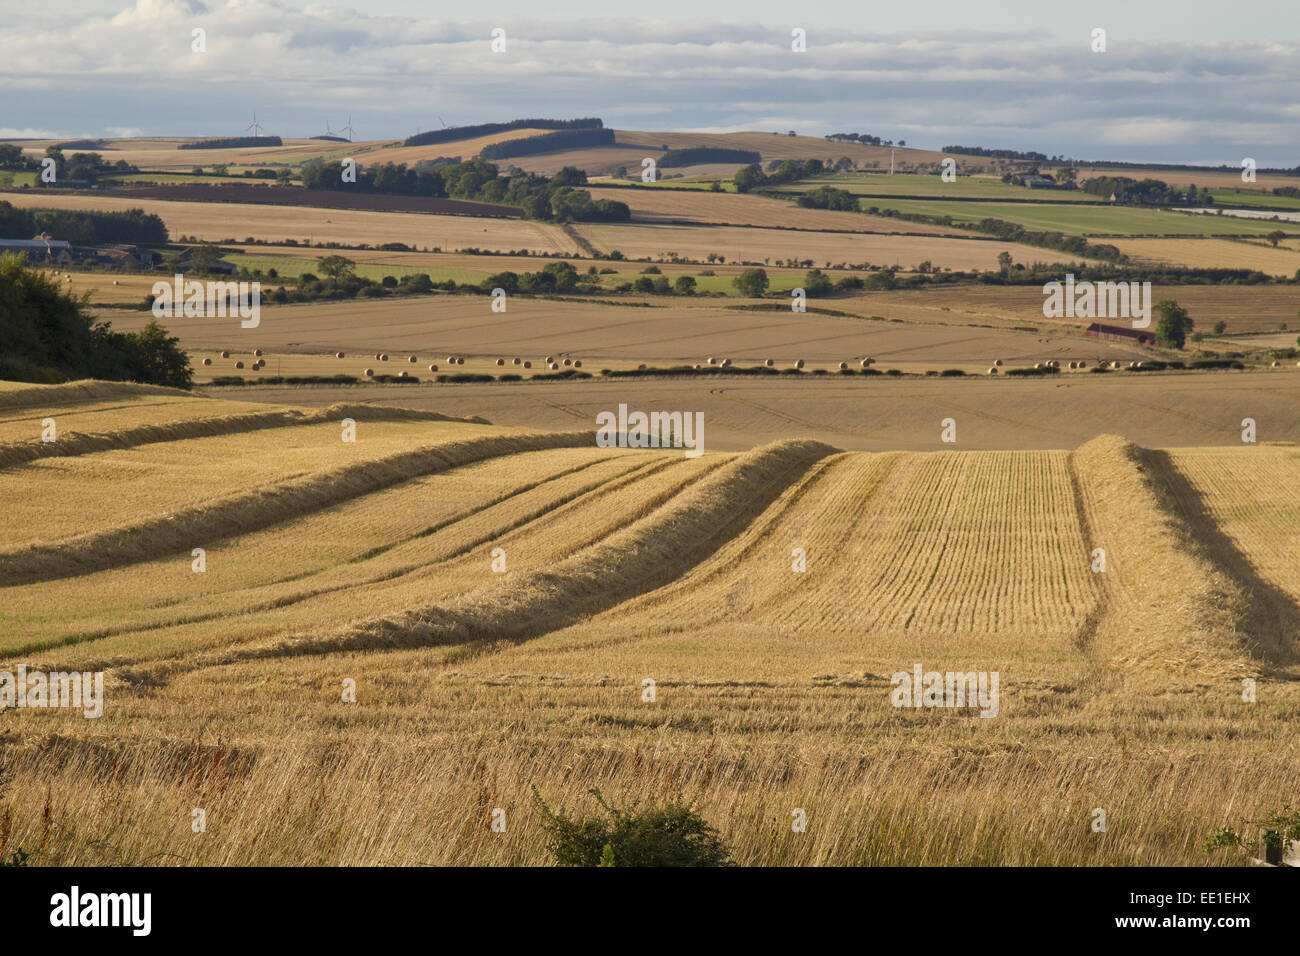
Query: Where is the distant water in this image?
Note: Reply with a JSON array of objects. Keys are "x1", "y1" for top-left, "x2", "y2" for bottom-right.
[{"x1": 1181, "y1": 207, "x2": 1300, "y2": 222}]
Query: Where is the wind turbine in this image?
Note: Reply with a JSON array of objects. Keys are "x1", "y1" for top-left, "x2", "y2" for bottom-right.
[
  {"x1": 340, "y1": 114, "x2": 356, "y2": 143},
  {"x1": 322, "y1": 119, "x2": 335, "y2": 138},
  {"x1": 245, "y1": 112, "x2": 264, "y2": 139}
]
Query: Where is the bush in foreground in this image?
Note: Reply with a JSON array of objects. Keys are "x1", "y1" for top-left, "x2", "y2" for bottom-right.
[{"x1": 532, "y1": 787, "x2": 732, "y2": 867}]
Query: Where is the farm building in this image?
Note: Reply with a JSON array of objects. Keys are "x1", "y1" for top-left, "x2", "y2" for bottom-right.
[
  {"x1": 0, "y1": 236, "x2": 73, "y2": 264},
  {"x1": 1022, "y1": 174, "x2": 1057, "y2": 188},
  {"x1": 1084, "y1": 322, "x2": 1152, "y2": 345},
  {"x1": 78, "y1": 243, "x2": 158, "y2": 270}
]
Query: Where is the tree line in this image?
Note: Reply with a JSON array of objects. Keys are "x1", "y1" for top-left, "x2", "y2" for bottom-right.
[
  {"x1": 402, "y1": 118, "x2": 603, "y2": 148},
  {"x1": 0, "y1": 200, "x2": 168, "y2": 244},
  {"x1": 300, "y1": 158, "x2": 629, "y2": 222}
]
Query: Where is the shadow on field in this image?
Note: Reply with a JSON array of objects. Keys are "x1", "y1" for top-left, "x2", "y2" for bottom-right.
[{"x1": 1145, "y1": 448, "x2": 1300, "y2": 669}]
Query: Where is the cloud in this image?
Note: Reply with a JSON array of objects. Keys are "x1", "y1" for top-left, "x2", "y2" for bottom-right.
[
  {"x1": 1, "y1": 0, "x2": 1296, "y2": 164},
  {"x1": 0, "y1": 127, "x2": 61, "y2": 139}
]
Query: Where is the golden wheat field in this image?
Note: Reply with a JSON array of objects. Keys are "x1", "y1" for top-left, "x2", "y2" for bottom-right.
[{"x1": 0, "y1": 379, "x2": 1296, "y2": 866}]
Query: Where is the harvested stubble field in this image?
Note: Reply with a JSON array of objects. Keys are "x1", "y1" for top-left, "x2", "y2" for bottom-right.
[
  {"x1": 104, "y1": 294, "x2": 1147, "y2": 384},
  {"x1": 0, "y1": 191, "x2": 576, "y2": 254},
  {"x1": 7, "y1": 137, "x2": 372, "y2": 170},
  {"x1": 228, "y1": 373, "x2": 1300, "y2": 452},
  {"x1": 574, "y1": 222, "x2": 1085, "y2": 270},
  {"x1": 1110, "y1": 237, "x2": 1300, "y2": 277},
  {"x1": 829, "y1": 283, "x2": 1300, "y2": 334},
  {"x1": 107, "y1": 185, "x2": 522, "y2": 219},
  {"x1": 0, "y1": 382, "x2": 1296, "y2": 866},
  {"x1": 583, "y1": 186, "x2": 961, "y2": 234}
]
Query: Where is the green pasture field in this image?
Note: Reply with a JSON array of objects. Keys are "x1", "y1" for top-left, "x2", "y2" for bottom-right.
[
  {"x1": 860, "y1": 198, "x2": 1300, "y2": 237},
  {"x1": 778, "y1": 172, "x2": 1095, "y2": 202},
  {"x1": 1209, "y1": 188, "x2": 1300, "y2": 211}
]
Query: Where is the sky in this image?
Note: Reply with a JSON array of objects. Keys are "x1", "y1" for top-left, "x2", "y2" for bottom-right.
[{"x1": 3, "y1": 0, "x2": 1298, "y2": 166}]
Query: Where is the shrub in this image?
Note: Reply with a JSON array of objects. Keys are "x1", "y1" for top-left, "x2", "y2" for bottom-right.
[
  {"x1": 532, "y1": 787, "x2": 732, "y2": 867},
  {"x1": 1205, "y1": 804, "x2": 1300, "y2": 862}
]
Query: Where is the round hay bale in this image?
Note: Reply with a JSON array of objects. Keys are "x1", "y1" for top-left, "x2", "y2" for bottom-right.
[
  {"x1": 707, "y1": 357, "x2": 716, "y2": 365},
  {"x1": 721, "y1": 358, "x2": 731, "y2": 367},
  {"x1": 988, "y1": 367, "x2": 998, "y2": 375},
  {"x1": 428, "y1": 363, "x2": 438, "y2": 372},
  {"x1": 254, "y1": 348, "x2": 263, "y2": 357},
  {"x1": 220, "y1": 350, "x2": 230, "y2": 359},
  {"x1": 456, "y1": 357, "x2": 465, "y2": 365},
  {"x1": 859, "y1": 358, "x2": 871, "y2": 368},
  {"x1": 563, "y1": 358, "x2": 572, "y2": 366},
  {"x1": 1034, "y1": 363, "x2": 1042, "y2": 369},
  {"x1": 447, "y1": 355, "x2": 456, "y2": 363},
  {"x1": 380, "y1": 353, "x2": 389, "y2": 362},
  {"x1": 794, "y1": 359, "x2": 804, "y2": 369},
  {"x1": 496, "y1": 358, "x2": 505, "y2": 366},
  {"x1": 234, "y1": 361, "x2": 244, "y2": 369},
  {"x1": 548, "y1": 362, "x2": 559, "y2": 370},
  {"x1": 375, "y1": 353, "x2": 383, "y2": 360},
  {"x1": 693, "y1": 364, "x2": 701, "y2": 369},
  {"x1": 838, "y1": 361, "x2": 848, "y2": 370},
  {"x1": 364, "y1": 367, "x2": 375, "y2": 377},
  {"x1": 573, "y1": 360, "x2": 581, "y2": 368},
  {"x1": 993, "y1": 359, "x2": 1002, "y2": 366},
  {"x1": 1077, "y1": 360, "x2": 1087, "y2": 369},
  {"x1": 335, "y1": 351, "x2": 345, "y2": 359},
  {"x1": 409, "y1": 355, "x2": 418, "y2": 363},
  {"x1": 765, "y1": 358, "x2": 774, "y2": 367},
  {"x1": 113, "y1": 280, "x2": 119, "y2": 286},
  {"x1": 513, "y1": 357, "x2": 521, "y2": 365},
  {"x1": 1271, "y1": 360, "x2": 1279, "y2": 367},
  {"x1": 399, "y1": 370, "x2": 408, "y2": 378},
  {"x1": 523, "y1": 361, "x2": 532, "y2": 368},
  {"x1": 202, "y1": 357, "x2": 212, "y2": 366},
  {"x1": 545, "y1": 355, "x2": 555, "y2": 364}
]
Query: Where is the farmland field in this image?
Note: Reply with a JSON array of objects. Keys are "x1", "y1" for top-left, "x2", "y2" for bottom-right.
[
  {"x1": 574, "y1": 222, "x2": 1086, "y2": 268},
  {"x1": 219, "y1": 373, "x2": 1300, "y2": 451},
  {"x1": 0, "y1": 190, "x2": 576, "y2": 252},
  {"x1": 102, "y1": 292, "x2": 1160, "y2": 385},
  {"x1": 97, "y1": 184, "x2": 522, "y2": 218},
  {"x1": 778, "y1": 172, "x2": 1097, "y2": 202},
  {"x1": 865, "y1": 198, "x2": 1300, "y2": 237},
  {"x1": 0, "y1": 380, "x2": 1297, "y2": 869},
  {"x1": 1111, "y1": 237, "x2": 1300, "y2": 276},
  {"x1": 583, "y1": 186, "x2": 964, "y2": 233}
]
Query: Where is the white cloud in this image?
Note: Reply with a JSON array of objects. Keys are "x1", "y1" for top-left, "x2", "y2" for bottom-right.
[{"x1": 0, "y1": 1, "x2": 1296, "y2": 164}]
